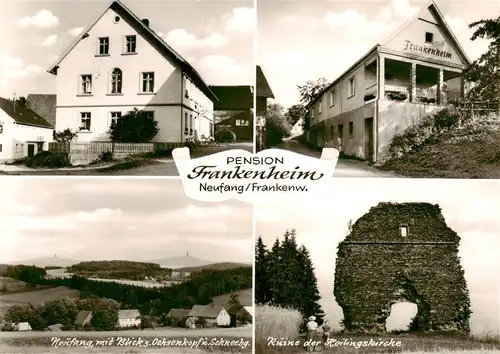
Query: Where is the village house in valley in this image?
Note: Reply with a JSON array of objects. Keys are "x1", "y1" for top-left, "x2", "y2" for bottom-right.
[
  {"x1": 306, "y1": 0, "x2": 470, "y2": 163},
  {"x1": 188, "y1": 304, "x2": 230, "y2": 328},
  {"x1": 48, "y1": 0, "x2": 217, "y2": 144},
  {"x1": 117, "y1": 309, "x2": 141, "y2": 328},
  {"x1": 0, "y1": 97, "x2": 54, "y2": 163},
  {"x1": 211, "y1": 85, "x2": 254, "y2": 141}
]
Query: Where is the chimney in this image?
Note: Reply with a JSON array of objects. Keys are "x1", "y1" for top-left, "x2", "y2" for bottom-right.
[
  {"x1": 18, "y1": 97, "x2": 26, "y2": 107},
  {"x1": 142, "y1": 18, "x2": 149, "y2": 27}
]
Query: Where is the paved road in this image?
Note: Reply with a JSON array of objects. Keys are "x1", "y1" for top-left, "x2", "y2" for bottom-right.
[
  {"x1": 277, "y1": 140, "x2": 399, "y2": 178},
  {"x1": 0, "y1": 142, "x2": 253, "y2": 176}
]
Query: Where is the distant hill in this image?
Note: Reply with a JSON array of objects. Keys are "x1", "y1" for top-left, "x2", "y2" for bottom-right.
[
  {"x1": 7, "y1": 257, "x2": 80, "y2": 268},
  {"x1": 173, "y1": 262, "x2": 251, "y2": 273},
  {"x1": 149, "y1": 255, "x2": 212, "y2": 269},
  {"x1": 212, "y1": 288, "x2": 252, "y2": 307}
]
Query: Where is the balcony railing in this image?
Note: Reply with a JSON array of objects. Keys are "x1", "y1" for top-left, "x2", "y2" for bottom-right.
[
  {"x1": 364, "y1": 84, "x2": 377, "y2": 102},
  {"x1": 385, "y1": 85, "x2": 409, "y2": 102}
]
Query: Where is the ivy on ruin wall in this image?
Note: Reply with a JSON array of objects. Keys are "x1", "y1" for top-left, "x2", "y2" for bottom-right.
[{"x1": 334, "y1": 202, "x2": 471, "y2": 334}]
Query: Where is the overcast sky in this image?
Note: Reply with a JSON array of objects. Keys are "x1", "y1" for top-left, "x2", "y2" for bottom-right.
[
  {"x1": 256, "y1": 178, "x2": 500, "y2": 336},
  {"x1": 0, "y1": 178, "x2": 253, "y2": 264},
  {"x1": 0, "y1": 0, "x2": 254, "y2": 98},
  {"x1": 258, "y1": 0, "x2": 498, "y2": 107}
]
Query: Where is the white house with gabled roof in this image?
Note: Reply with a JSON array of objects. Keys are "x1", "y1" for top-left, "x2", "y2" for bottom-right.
[
  {"x1": 48, "y1": 0, "x2": 217, "y2": 144},
  {"x1": 306, "y1": 0, "x2": 471, "y2": 163}
]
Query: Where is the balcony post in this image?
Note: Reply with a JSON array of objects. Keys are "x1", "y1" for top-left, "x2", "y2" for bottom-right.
[
  {"x1": 378, "y1": 55, "x2": 385, "y2": 99},
  {"x1": 437, "y1": 69, "x2": 444, "y2": 105},
  {"x1": 460, "y1": 75, "x2": 465, "y2": 102},
  {"x1": 410, "y1": 62, "x2": 417, "y2": 103}
]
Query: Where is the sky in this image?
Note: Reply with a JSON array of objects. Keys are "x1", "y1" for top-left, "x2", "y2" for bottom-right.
[
  {"x1": 256, "y1": 178, "x2": 500, "y2": 336},
  {"x1": 0, "y1": 178, "x2": 253, "y2": 264},
  {"x1": 0, "y1": 0, "x2": 254, "y2": 98},
  {"x1": 258, "y1": 0, "x2": 500, "y2": 108}
]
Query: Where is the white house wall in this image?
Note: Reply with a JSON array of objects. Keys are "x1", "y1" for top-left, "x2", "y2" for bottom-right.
[
  {"x1": 55, "y1": 6, "x2": 185, "y2": 141},
  {"x1": 382, "y1": 7, "x2": 467, "y2": 68},
  {"x1": 216, "y1": 310, "x2": 231, "y2": 326},
  {"x1": 57, "y1": 105, "x2": 182, "y2": 143},
  {"x1": 0, "y1": 112, "x2": 53, "y2": 162},
  {"x1": 182, "y1": 75, "x2": 214, "y2": 140},
  {"x1": 312, "y1": 53, "x2": 377, "y2": 125}
]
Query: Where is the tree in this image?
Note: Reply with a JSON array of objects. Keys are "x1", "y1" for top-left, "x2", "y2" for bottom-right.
[
  {"x1": 265, "y1": 102, "x2": 292, "y2": 146},
  {"x1": 255, "y1": 236, "x2": 271, "y2": 304},
  {"x1": 463, "y1": 15, "x2": 500, "y2": 102},
  {"x1": 286, "y1": 104, "x2": 307, "y2": 127},
  {"x1": 256, "y1": 231, "x2": 325, "y2": 322},
  {"x1": 296, "y1": 78, "x2": 331, "y2": 131},
  {"x1": 228, "y1": 293, "x2": 241, "y2": 306},
  {"x1": 109, "y1": 108, "x2": 159, "y2": 143},
  {"x1": 53, "y1": 128, "x2": 78, "y2": 143}
]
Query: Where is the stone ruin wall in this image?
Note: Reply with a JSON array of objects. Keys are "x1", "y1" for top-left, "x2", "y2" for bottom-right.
[{"x1": 334, "y1": 202, "x2": 471, "y2": 333}]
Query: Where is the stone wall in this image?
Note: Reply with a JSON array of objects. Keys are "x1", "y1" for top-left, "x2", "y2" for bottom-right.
[{"x1": 334, "y1": 202, "x2": 471, "y2": 334}]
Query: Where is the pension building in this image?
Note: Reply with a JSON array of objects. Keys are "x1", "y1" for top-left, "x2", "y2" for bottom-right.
[{"x1": 306, "y1": 0, "x2": 470, "y2": 163}]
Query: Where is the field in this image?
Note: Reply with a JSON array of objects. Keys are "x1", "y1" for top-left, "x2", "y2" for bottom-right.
[
  {"x1": 46, "y1": 269, "x2": 179, "y2": 288},
  {"x1": 0, "y1": 327, "x2": 252, "y2": 353},
  {"x1": 0, "y1": 277, "x2": 28, "y2": 293},
  {"x1": 0, "y1": 286, "x2": 80, "y2": 316},
  {"x1": 256, "y1": 305, "x2": 500, "y2": 354}
]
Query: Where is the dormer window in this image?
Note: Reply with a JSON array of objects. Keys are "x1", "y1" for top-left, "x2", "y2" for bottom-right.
[
  {"x1": 425, "y1": 32, "x2": 434, "y2": 44},
  {"x1": 400, "y1": 224, "x2": 408, "y2": 237}
]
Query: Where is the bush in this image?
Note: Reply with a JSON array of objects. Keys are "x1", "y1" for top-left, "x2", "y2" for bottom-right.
[
  {"x1": 215, "y1": 129, "x2": 236, "y2": 143},
  {"x1": 24, "y1": 151, "x2": 71, "y2": 168},
  {"x1": 109, "y1": 108, "x2": 159, "y2": 143},
  {"x1": 434, "y1": 109, "x2": 460, "y2": 131},
  {"x1": 99, "y1": 151, "x2": 114, "y2": 162},
  {"x1": 387, "y1": 109, "x2": 459, "y2": 160},
  {"x1": 255, "y1": 305, "x2": 302, "y2": 351}
]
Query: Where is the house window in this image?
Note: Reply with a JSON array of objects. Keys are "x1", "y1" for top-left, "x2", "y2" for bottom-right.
[
  {"x1": 141, "y1": 72, "x2": 155, "y2": 93},
  {"x1": 98, "y1": 37, "x2": 109, "y2": 55},
  {"x1": 125, "y1": 35, "x2": 136, "y2": 53},
  {"x1": 425, "y1": 32, "x2": 434, "y2": 44},
  {"x1": 348, "y1": 77, "x2": 356, "y2": 97},
  {"x1": 143, "y1": 111, "x2": 154, "y2": 120},
  {"x1": 338, "y1": 124, "x2": 343, "y2": 139},
  {"x1": 400, "y1": 225, "x2": 408, "y2": 237},
  {"x1": 185, "y1": 89, "x2": 190, "y2": 98},
  {"x1": 110, "y1": 111, "x2": 122, "y2": 126},
  {"x1": 189, "y1": 114, "x2": 193, "y2": 131},
  {"x1": 80, "y1": 112, "x2": 91, "y2": 131},
  {"x1": 81, "y1": 74, "x2": 92, "y2": 94},
  {"x1": 111, "y1": 68, "x2": 123, "y2": 94},
  {"x1": 318, "y1": 99, "x2": 322, "y2": 114},
  {"x1": 0, "y1": 144, "x2": 2, "y2": 152},
  {"x1": 0, "y1": 124, "x2": 3, "y2": 134},
  {"x1": 329, "y1": 90, "x2": 335, "y2": 106},
  {"x1": 348, "y1": 121, "x2": 354, "y2": 136},
  {"x1": 236, "y1": 119, "x2": 249, "y2": 126},
  {"x1": 184, "y1": 112, "x2": 188, "y2": 133}
]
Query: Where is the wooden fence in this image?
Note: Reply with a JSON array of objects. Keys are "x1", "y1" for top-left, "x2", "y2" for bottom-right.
[{"x1": 48, "y1": 141, "x2": 183, "y2": 166}]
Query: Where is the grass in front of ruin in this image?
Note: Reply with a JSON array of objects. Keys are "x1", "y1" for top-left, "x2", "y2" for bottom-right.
[{"x1": 255, "y1": 305, "x2": 500, "y2": 353}]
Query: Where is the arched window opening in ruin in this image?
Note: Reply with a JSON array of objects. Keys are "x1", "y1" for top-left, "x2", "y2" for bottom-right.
[{"x1": 386, "y1": 302, "x2": 418, "y2": 332}]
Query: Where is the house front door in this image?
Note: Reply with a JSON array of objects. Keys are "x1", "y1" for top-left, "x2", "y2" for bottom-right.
[
  {"x1": 364, "y1": 118, "x2": 374, "y2": 163},
  {"x1": 27, "y1": 144, "x2": 35, "y2": 157}
]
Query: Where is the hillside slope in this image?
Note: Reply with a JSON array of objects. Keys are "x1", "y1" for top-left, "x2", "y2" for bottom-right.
[
  {"x1": 173, "y1": 262, "x2": 251, "y2": 273},
  {"x1": 380, "y1": 119, "x2": 500, "y2": 178}
]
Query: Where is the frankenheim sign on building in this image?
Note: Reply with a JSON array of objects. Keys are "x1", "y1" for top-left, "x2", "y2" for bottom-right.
[{"x1": 403, "y1": 40, "x2": 452, "y2": 59}]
